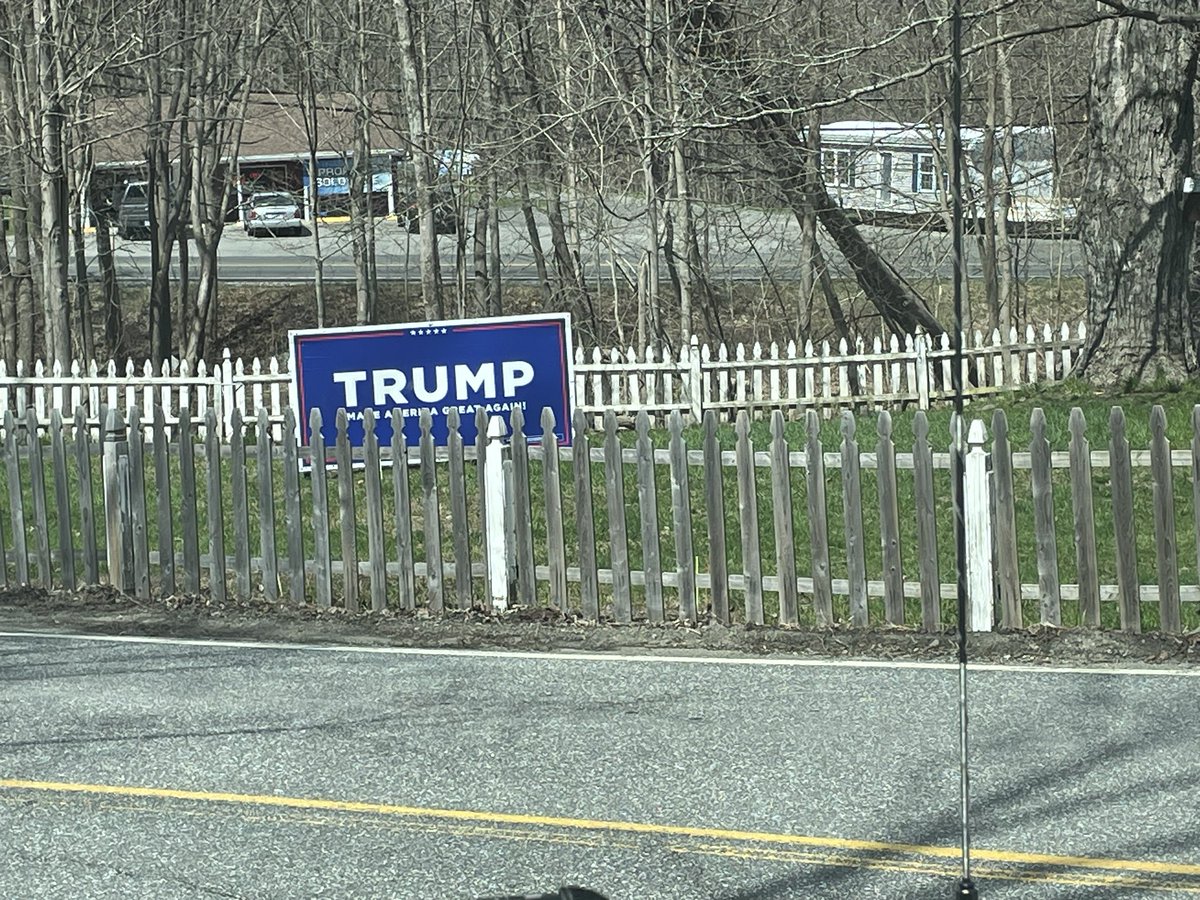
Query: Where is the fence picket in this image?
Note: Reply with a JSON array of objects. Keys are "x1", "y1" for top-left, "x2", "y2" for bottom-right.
[
  {"x1": 74, "y1": 408, "x2": 98, "y2": 585},
  {"x1": 1068, "y1": 408, "x2": 1100, "y2": 627},
  {"x1": 229, "y1": 409, "x2": 251, "y2": 601},
  {"x1": 841, "y1": 411, "x2": 868, "y2": 626},
  {"x1": 604, "y1": 410, "x2": 633, "y2": 623},
  {"x1": 124, "y1": 406, "x2": 149, "y2": 596},
  {"x1": 49, "y1": 411, "x2": 75, "y2": 590},
  {"x1": 1108, "y1": 407, "x2": 1141, "y2": 634},
  {"x1": 668, "y1": 410, "x2": 697, "y2": 622},
  {"x1": 542, "y1": 409, "x2": 569, "y2": 612},
  {"x1": 391, "y1": 410, "x2": 416, "y2": 611},
  {"x1": 281, "y1": 407, "x2": 305, "y2": 604},
  {"x1": 256, "y1": 409, "x2": 279, "y2": 603},
  {"x1": 363, "y1": 409, "x2": 388, "y2": 612},
  {"x1": 204, "y1": 410, "x2": 227, "y2": 603},
  {"x1": 152, "y1": 404, "x2": 176, "y2": 595},
  {"x1": 1149, "y1": 406, "x2": 1181, "y2": 632},
  {"x1": 309, "y1": 409, "x2": 332, "y2": 609},
  {"x1": 5, "y1": 411, "x2": 28, "y2": 584},
  {"x1": 913, "y1": 412, "x2": 940, "y2": 630},
  {"x1": 510, "y1": 406, "x2": 535, "y2": 606},
  {"x1": 419, "y1": 409, "x2": 443, "y2": 614},
  {"x1": 805, "y1": 410, "x2": 833, "y2": 626},
  {"x1": 101, "y1": 409, "x2": 129, "y2": 590},
  {"x1": 990, "y1": 410, "x2": 1021, "y2": 628},
  {"x1": 178, "y1": 405, "x2": 201, "y2": 594},
  {"x1": 634, "y1": 411, "x2": 663, "y2": 622},
  {"x1": 703, "y1": 411, "x2": 730, "y2": 624},
  {"x1": 735, "y1": 410, "x2": 764, "y2": 625},
  {"x1": 770, "y1": 411, "x2": 798, "y2": 626},
  {"x1": 572, "y1": 409, "x2": 599, "y2": 620},
  {"x1": 876, "y1": 411, "x2": 903, "y2": 624},
  {"x1": 24, "y1": 408, "x2": 52, "y2": 586},
  {"x1": 335, "y1": 408, "x2": 359, "y2": 613},
  {"x1": 475, "y1": 408, "x2": 492, "y2": 604},
  {"x1": 1030, "y1": 408, "x2": 1061, "y2": 625},
  {"x1": 446, "y1": 409, "x2": 471, "y2": 611}
]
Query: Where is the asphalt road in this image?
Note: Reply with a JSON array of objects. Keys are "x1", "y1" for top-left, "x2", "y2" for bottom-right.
[
  {"x1": 2, "y1": 633, "x2": 1196, "y2": 899},
  {"x1": 91, "y1": 208, "x2": 1085, "y2": 285}
]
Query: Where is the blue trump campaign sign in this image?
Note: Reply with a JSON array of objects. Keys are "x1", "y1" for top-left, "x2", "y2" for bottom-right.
[{"x1": 289, "y1": 313, "x2": 574, "y2": 450}]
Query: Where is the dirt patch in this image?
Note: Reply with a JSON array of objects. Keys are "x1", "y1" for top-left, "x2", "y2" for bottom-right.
[{"x1": 1, "y1": 585, "x2": 1196, "y2": 668}]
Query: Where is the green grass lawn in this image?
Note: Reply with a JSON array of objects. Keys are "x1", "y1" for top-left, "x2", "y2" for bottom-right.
[{"x1": 4, "y1": 378, "x2": 1199, "y2": 633}]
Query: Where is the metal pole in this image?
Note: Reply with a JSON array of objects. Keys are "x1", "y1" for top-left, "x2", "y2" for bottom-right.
[{"x1": 950, "y1": 0, "x2": 978, "y2": 896}]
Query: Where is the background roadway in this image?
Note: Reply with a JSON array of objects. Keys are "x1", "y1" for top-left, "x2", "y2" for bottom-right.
[{"x1": 90, "y1": 208, "x2": 1085, "y2": 285}]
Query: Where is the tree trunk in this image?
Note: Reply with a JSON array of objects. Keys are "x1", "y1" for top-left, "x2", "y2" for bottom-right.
[
  {"x1": 488, "y1": 170, "x2": 502, "y2": 315},
  {"x1": 353, "y1": 0, "x2": 376, "y2": 325},
  {"x1": 554, "y1": 0, "x2": 585, "y2": 293},
  {"x1": 95, "y1": 218, "x2": 123, "y2": 358},
  {"x1": 0, "y1": 196, "x2": 15, "y2": 369},
  {"x1": 10, "y1": 182, "x2": 36, "y2": 363},
  {"x1": 33, "y1": 0, "x2": 69, "y2": 363},
  {"x1": 546, "y1": 189, "x2": 581, "y2": 308},
  {"x1": 473, "y1": 202, "x2": 489, "y2": 313},
  {"x1": 394, "y1": 0, "x2": 443, "y2": 318},
  {"x1": 979, "y1": 55, "x2": 1000, "y2": 329},
  {"x1": 476, "y1": 0, "x2": 551, "y2": 308},
  {"x1": 0, "y1": 47, "x2": 30, "y2": 364},
  {"x1": 148, "y1": 137, "x2": 174, "y2": 366},
  {"x1": 301, "y1": 69, "x2": 326, "y2": 327},
  {"x1": 70, "y1": 158, "x2": 93, "y2": 361},
  {"x1": 797, "y1": 114, "x2": 822, "y2": 342},
  {"x1": 744, "y1": 108, "x2": 943, "y2": 340},
  {"x1": 668, "y1": 142, "x2": 694, "y2": 343},
  {"x1": 516, "y1": 172, "x2": 553, "y2": 307},
  {"x1": 1078, "y1": 8, "x2": 1200, "y2": 385},
  {"x1": 995, "y1": 13, "x2": 1017, "y2": 331}
]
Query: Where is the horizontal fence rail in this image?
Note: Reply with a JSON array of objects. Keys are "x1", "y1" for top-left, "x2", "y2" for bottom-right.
[
  {"x1": 0, "y1": 323, "x2": 1086, "y2": 439},
  {"x1": 0, "y1": 397, "x2": 1194, "y2": 635}
]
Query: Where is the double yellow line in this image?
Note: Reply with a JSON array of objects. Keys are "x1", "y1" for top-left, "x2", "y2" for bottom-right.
[{"x1": 3, "y1": 778, "x2": 1198, "y2": 892}]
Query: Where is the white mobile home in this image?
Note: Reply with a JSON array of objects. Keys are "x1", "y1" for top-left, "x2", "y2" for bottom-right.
[{"x1": 818, "y1": 120, "x2": 1061, "y2": 223}]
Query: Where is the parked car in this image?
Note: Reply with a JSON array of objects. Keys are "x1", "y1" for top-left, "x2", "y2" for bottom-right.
[
  {"x1": 115, "y1": 181, "x2": 151, "y2": 240},
  {"x1": 245, "y1": 192, "x2": 304, "y2": 236},
  {"x1": 397, "y1": 189, "x2": 459, "y2": 235}
]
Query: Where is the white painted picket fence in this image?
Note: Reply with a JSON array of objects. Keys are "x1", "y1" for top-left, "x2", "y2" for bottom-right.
[
  {"x1": 586, "y1": 322, "x2": 1085, "y2": 420},
  {"x1": 0, "y1": 322, "x2": 1086, "y2": 438}
]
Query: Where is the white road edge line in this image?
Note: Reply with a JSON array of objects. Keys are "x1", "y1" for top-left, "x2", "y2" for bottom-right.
[{"x1": 0, "y1": 629, "x2": 1196, "y2": 678}]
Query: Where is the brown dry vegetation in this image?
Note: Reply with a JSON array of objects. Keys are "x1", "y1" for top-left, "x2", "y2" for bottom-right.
[{"x1": 105, "y1": 276, "x2": 1087, "y2": 363}]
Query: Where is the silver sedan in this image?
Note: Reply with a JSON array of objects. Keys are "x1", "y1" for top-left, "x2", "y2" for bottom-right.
[{"x1": 244, "y1": 192, "x2": 305, "y2": 237}]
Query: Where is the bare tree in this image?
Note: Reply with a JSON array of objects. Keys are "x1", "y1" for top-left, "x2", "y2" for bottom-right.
[
  {"x1": 0, "y1": 4, "x2": 36, "y2": 365},
  {"x1": 181, "y1": 0, "x2": 268, "y2": 363},
  {"x1": 141, "y1": 0, "x2": 194, "y2": 367},
  {"x1": 1078, "y1": 2, "x2": 1200, "y2": 384},
  {"x1": 394, "y1": 0, "x2": 443, "y2": 317},
  {"x1": 32, "y1": 0, "x2": 72, "y2": 362}
]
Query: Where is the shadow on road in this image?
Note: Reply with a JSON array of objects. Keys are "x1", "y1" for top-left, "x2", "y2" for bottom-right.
[{"x1": 713, "y1": 679, "x2": 1197, "y2": 899}]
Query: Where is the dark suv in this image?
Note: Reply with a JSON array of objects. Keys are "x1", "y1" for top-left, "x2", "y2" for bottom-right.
[
  {"x1": 397, "y1": 188, "x2": 460, "y2": 234},
  {"x1": 115, "y1": 181, "x2": 151, "y2": 240}
]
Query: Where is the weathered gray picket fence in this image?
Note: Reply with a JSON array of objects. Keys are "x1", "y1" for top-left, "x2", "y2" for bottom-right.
[{"x1": 0, "y1": 402, "x2": 1193, "y2": 633}]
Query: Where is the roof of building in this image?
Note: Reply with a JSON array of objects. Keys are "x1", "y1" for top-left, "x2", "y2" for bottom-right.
[
  {"x1": 87, "y1": 93, "x2": 411, "y2": 165},
  {"x1": 821, "y1": 120, "x2": 1052, "y2": 161}
]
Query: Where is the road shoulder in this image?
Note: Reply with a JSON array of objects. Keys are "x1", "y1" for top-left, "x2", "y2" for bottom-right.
[{"x1": 1, "y1": 584, "x2": 1196, "y2": 669}]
